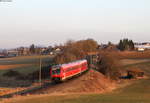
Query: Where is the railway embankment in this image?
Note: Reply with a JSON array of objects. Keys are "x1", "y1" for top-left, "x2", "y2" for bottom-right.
[{"x1": 31, "y1": 69, "x2": 116, "y2": 94}]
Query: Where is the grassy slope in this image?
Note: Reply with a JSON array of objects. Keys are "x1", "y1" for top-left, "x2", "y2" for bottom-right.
[{"x1": 3, "y1": 59, "x2": 150, "y2": 103}]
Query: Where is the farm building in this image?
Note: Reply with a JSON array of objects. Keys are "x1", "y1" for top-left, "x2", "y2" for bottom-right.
[
  {"x1": 135, "y1": 42, "x2": 150, "y2": 51},
  {"x1": 127, "y1": 69, "x2": 144, "y2": 78},
  {"x1": 0, "y1": 53, "x2": 6, "y2": 58}
]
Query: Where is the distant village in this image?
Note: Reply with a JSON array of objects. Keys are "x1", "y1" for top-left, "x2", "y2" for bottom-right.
[
  {"x1": 134, "y1": 42, "x2": 150, "y2": 51},
  {"x1": 0, "y1": 42, "x2": 150, "y2": 58},
  {"x1": 0, "y1": 45, "x2": 62, "y2": 58},
  {"x1": 99, "y1": 42, "x2": 150, "y2": 52}
]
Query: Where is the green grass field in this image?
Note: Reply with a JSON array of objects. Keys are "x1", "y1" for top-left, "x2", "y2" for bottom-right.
[{"x1": 3, "y1": 59, "x2": 150, "y2": 103}]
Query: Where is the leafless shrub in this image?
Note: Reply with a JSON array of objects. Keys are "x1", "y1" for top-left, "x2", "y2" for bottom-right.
[{"x1": 97, "y1": 51, "x2": 121, "y2": 80}]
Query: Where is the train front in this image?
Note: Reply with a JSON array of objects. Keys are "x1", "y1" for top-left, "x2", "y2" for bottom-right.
[{"x1": 50, "y1": 65, "x2": 62, "y2": 82}]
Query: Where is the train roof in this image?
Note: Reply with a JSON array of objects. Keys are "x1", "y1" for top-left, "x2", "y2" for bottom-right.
[
  {"x1": 62, "y1": 59, "x2": 87, "y2": 68},
  {"x1": 52, "y1": 59, "x2": 87, "y2": 69}
]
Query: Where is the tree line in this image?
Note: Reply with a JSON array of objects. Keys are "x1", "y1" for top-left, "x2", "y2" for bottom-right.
[
  {"x1": 54, "y1": 39, "x2": 98, "y2": 64},
  {"x1": 117, "y1": 38, "x2": 134, "y2": 51}
]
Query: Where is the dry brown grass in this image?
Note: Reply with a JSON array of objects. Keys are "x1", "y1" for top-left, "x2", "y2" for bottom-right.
[
  {"x1": 0, "y1": 82, "x2": 43, "y2": 97},
  {"x1": 0, "y1": 64, "x2": 31, "y2": 70},
  {"x1": 117, "y1": 51, "x2": 150, "y2": 59},
  {"x1": 0, "y1": 55, "x2": 51, "y2": 61},
  {"x1": 98, "y1": 50, "x2": 150, "y2": 60},
  {"x1": 0, "y1": 88, "x2": 26, "y2": 96},
  {"x1": 120, "y1": 59, "x2": 150, "y2": 66}
]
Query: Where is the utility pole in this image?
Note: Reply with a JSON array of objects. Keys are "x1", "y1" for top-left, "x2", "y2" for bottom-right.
[{"x1": 39, "y1": 54, "x2": 42, "y2": 86}]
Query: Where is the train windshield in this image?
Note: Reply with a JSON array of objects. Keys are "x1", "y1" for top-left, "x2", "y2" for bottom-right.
[{"x1": 52, "y1": 66, "x2": 60, "y2": 75}]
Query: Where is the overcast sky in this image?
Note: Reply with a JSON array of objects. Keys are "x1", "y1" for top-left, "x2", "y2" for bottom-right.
[{"x1": 0, "y1": 0, "x2": 150, "y2": 48}]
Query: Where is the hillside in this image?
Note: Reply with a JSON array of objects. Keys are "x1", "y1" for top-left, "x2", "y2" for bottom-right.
[
  {"x1": 2, "y1": 59, "x2": 150, "y2": 103},
  {"x1": 32, "y1": 69, "x2": 115, "y2": 94}
]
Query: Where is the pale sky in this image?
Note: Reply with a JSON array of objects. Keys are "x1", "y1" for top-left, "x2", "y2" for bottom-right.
[{"x1": 0, "y1": 0, "x2": 150, "y2": 48}]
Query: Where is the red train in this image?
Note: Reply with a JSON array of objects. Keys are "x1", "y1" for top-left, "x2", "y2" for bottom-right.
[{"x1": 50, "y1": 59, "x2": 88, "y2": 82}]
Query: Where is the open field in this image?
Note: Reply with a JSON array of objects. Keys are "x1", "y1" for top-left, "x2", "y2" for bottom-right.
[
  {"x1": 115, "y1": 51, "x2": 150, "y2": 59},
  {"x1": 0, "y1": 55, "x2": 53, "y2": 65},
  {"x1": 1, "y1": 58, "x2": 150, "y2": 103},
  {"x1": 0, "y1": 55, "x2": 53, "y2": 74},
  {"x1": 120, "y1": 59, "x2": 150, "y2": 66},
  {"x1": 0, "y1": 55, "x2": 53, "y2": 97},
  {"x1": 0, "y1": 64, "x2": 32, "y2": 70}
]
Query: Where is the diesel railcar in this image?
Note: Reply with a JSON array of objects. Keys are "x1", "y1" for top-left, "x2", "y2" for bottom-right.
[{"x1": 50, "y1": 59, "x2": 88, "y2": 82}]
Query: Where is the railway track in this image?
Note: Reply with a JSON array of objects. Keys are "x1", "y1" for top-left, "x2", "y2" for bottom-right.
[{"x1": 0, "y1": 81, "x2": 55, "y2": 99}]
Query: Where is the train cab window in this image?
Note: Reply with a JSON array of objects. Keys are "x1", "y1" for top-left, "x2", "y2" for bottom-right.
[{"x1": 52, "y1": 66, "x2": 60, "y2": 75}]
